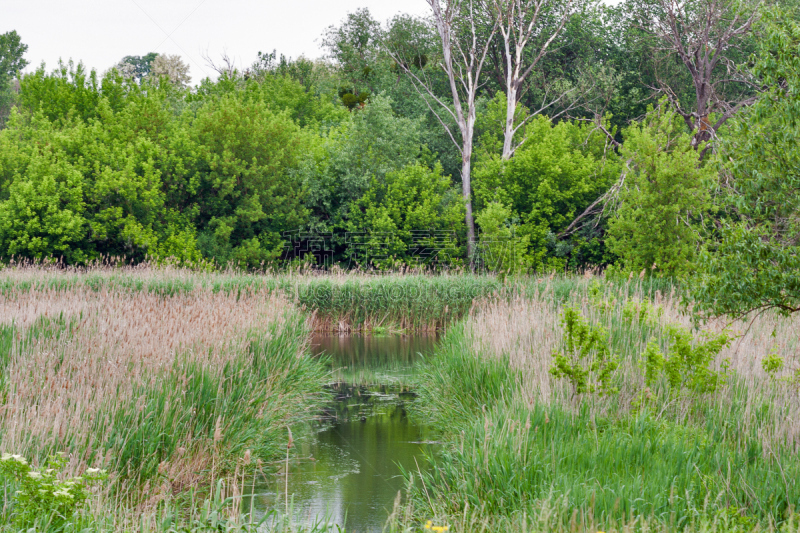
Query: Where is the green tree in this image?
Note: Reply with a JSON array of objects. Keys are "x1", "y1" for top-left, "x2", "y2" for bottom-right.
[
  {"x1": 694, "y1": 11, "x2": 800, "y2": 317},
  {"x1": 188, "y1": 94, "x2": 309, "y2": 266},
  {"x1": 19, "y1": 61, "x2": 104, "y2": 123},
  {"x1": 475, "y1": 202, "x2": 531, "y2": 274},
  {"x1": 252, "y1": 51, "x2": 319, "y2": 93},
  {"x1": 0, "y1": 120, "x2": 87, "y2": 262},
  {"x1": 193, "y1": 71, "x2": 346, "y2": 129},
  {"x1": 0, "y1": 31, "x2": 28, "y2": 82},
  {"x1": 302, "y1": 95, "x2": 424, "y2": 239},
  {"x1": 0, "y1": 31, "x2": 29, "y2": 127},
  {"x1": 607, "y1": 103, "x2": 717, "y2": 276},
  {"x1": 474, "y1": 95, "x2": 621, "y2": 270},
  {"x1": 347, "y1": 163, "x2": 465, "y2": 269},
  {"x1": 1, "y1": 71, "x2": 200, "y2": 263},
  {"x1": 322, "y1": 8, "x2": 382, "y2": 100},
  {"x1": 113, "y1": 52, "x2": 158, "y2": 83}
]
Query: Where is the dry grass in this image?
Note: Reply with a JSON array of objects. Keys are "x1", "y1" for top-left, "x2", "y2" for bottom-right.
[
  {"x1": 463, "y1": 276, "x2": 800, "y2": 451},
  {"x1": 1, "y1": 285, "x2": 283, "y2": 452},
  {"x1": 0, "y1": 272, "x2": 327, "y2": 517},
  {"x1": 468, "y1": 294, "x2": 562, "y2": 404}
]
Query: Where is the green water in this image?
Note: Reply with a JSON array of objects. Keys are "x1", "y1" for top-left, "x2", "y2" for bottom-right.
[
  {"x1": 249, "y1": 334, "x2": 438, "y2": 532},
  {"x1": 314, "y1": 334, "x2": 438, "y2": 386}
]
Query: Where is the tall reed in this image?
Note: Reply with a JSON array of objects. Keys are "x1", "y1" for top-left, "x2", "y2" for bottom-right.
[
  {"x1": 0, "y1": 266, "x2": 503, "y2": 332},
  {"x1": 404, "y1": 276, "x2": 800, "y2": 531},
  {"x1": 0, "y1": 277, "x2": 328, "y2": 527}
]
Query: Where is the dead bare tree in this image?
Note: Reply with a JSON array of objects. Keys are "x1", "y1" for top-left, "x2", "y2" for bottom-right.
[
  {"x1": 201, "y1": 49, "x2": 238, "y2": 79},
  {"x1": 637, "y1": 0, "x2": 762, "y2": 153},
  {"x1": 386, "y1": 0, "x2": 498, "y2": 267},
  {"x1": 490, "y1": 0, "x2": 577, "y2": 159}
]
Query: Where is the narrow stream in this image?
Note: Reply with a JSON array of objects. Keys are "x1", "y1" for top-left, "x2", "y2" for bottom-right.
[{"x1": 248, "y1": 334, "x2": 438, "y2": 532}]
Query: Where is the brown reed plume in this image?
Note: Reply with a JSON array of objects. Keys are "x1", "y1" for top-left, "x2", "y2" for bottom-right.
[{"x1": 0, "y1": 275, "x2": 321, "y2": 512}]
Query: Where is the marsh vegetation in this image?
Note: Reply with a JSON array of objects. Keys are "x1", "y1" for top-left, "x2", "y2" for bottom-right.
[{"x1": 0, "y1": 267, "x2": 797, "y2": 532}]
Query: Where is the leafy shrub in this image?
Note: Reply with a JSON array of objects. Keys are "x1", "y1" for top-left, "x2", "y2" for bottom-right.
[
  {"x1": 0, "y1": 452, "x2": 106, "y2": 529},
  {"x1": 475, "y1": 201, "x2": 531, "y2": 275},
  {"x1": 346, "y1": 162, "x2": 465, "y2": 269},
  {"x1": 607, "y1": 103, "x2": 717, "y2": 277},
  {"x1": 640, "y1": 325, "x2": 731, "y2": 395},
  {"x1": 550, "y1": 306, "x2": 619, "y2": 397},
  {"x1": 473, "y1": 97, "x2": 621, "y2": 271}
]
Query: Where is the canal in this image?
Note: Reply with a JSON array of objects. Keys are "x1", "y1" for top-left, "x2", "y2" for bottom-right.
[{"x1": 248, "y1": 334, "x2": 438, "y2": 532}]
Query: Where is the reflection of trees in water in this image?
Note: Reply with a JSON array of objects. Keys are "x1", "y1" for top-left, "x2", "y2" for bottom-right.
[
  {"x1": 320, "y1": 384, "x2": 414, "y2": 423},
  {"x1": 250, "y1": 335, "x2": 434, "y2": 531},
  {"x1": 310, "y1": 334, "x2": 438, "y2": 367},
  {"x1": 251, "y1": 386, "x2": 430, "y2": 532}
]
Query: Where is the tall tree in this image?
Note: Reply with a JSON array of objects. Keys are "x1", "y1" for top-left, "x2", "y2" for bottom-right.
[
  {"x1": 112, "y1": 53, "x2": 158, "y2": 83},
  {"x1": 322, "y1": 8, "x2": 383, "y2": 98},
  {"x1": 694, "y1": 10, "x2": 800, "y2": 317},
  {"x1": 149, "y1": 54, "x2": 191, "y2": 88},
  {"x1": 490, "y1": 0, "x2": 576, "y2": 159},
  {"x1": 632, "y1": 0, "x2": 763, "y2": 153},
  {"x1": 387, "y1": 0, "x2": 498, "y2": 265},
  {"x1": 0, "y1": 31, "x2": 28, "y2": 82},
  {"x1": 0, "y1": 31, "x2": 29, "y2": 127}
]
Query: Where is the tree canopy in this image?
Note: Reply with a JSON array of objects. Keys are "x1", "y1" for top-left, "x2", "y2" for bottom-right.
[{"x1": 0, "y1": 0, "x2": 796, "y2": 308}]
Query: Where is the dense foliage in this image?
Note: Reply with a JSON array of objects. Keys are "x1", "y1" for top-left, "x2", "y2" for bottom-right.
[
  {"x1": 693, "y1": 10, "x2": 800, "y2": 317},
  {"x1": 1, "y1": 2, "x2": 798, "y2": 317}
]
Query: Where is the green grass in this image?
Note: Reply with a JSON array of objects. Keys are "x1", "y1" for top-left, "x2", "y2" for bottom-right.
[
  {"x1": 0, "y1": 276, "x2": 334, "y2": 531},
  {"x1": 400, "y1": 278, "x2": 800, "y2": 532},
  {"x1": 13, "y1": 269, "x2": 789, "y2": 533},
  {"x1": 407, "y1": 398, "x2": 799, "y2": 528}
]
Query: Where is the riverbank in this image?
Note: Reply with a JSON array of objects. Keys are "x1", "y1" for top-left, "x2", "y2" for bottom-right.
[
  {"x1": 0, "y1": 271, "x2": 332, "y2": 530},
  {"x1": 5, "y1": 267, "x2": 796, "y2": 532},
  {"x1": 395, "y1": 278, "x2": 800, "y2": 532},
  {"x1": 0, "y1": 267, "x2": 499, "y2": 531}
]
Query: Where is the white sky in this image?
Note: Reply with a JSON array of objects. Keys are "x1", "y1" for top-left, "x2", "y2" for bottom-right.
[{"x1": 1, "y1": 0, "x2": 430, "y2": 85}]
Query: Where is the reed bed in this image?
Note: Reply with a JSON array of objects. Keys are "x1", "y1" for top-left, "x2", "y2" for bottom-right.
[
  {"x1": 406, "y1": 276, "x2": 800, "y2": 531},
  {"x1": 0, "y1": 275, "x2": 329, "y2": 530},
  {"x1": 0, "y1": 266, "x2": 501, "y2": 530},
  {"x1": 0, "y1": 265, "x2": 502, "y2": 332},
  {"x1": 292, "y1": 274, "x2": 501, "y2": 332}
]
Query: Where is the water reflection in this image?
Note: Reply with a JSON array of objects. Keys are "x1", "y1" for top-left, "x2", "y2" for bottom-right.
[
  {"x1": 311, "y1": 333, "x2": 438, "y2": 386},
  {"x1": 249, "y1": 335, "x2": 438, "y2": 532}
]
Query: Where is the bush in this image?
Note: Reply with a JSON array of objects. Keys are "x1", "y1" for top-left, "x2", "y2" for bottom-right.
[
  {"x1": 607, "y1": 103, "x2": 716, "y2": 277},
  {"x1": 0, "y1": 453, "x2": 106, "y2": 529}
]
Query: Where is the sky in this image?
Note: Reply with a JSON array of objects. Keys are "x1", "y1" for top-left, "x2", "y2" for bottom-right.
[{"x1": 1, "y1": 0, "x2": 431, "y2": 84}]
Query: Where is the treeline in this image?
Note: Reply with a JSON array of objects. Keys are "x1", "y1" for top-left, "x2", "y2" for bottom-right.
[{"x1": 0, "y1": 0, "x2": 798, "y2": 312}]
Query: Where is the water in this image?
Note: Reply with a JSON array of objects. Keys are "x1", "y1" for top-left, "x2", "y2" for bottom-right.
[
  {"x1": 315, "y1": 334, "x2": 438, "y2": 385},
  {"x1": 248, "y1": 334, "x2": 438, "y2": 532}
]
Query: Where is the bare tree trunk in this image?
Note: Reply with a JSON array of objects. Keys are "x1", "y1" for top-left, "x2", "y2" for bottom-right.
[
  {"x1": 387, "y1": 0, "x2": 497, "y2": 268},
  {"x1": 492, "y1": 0, "x2": 574, "y2": 160},
  {"x1": 502, "y1": 81, "x2": 518, "y2": 159},
  {"x1": 462, "y1": 111, "x2": 476, "y2": 257}
]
